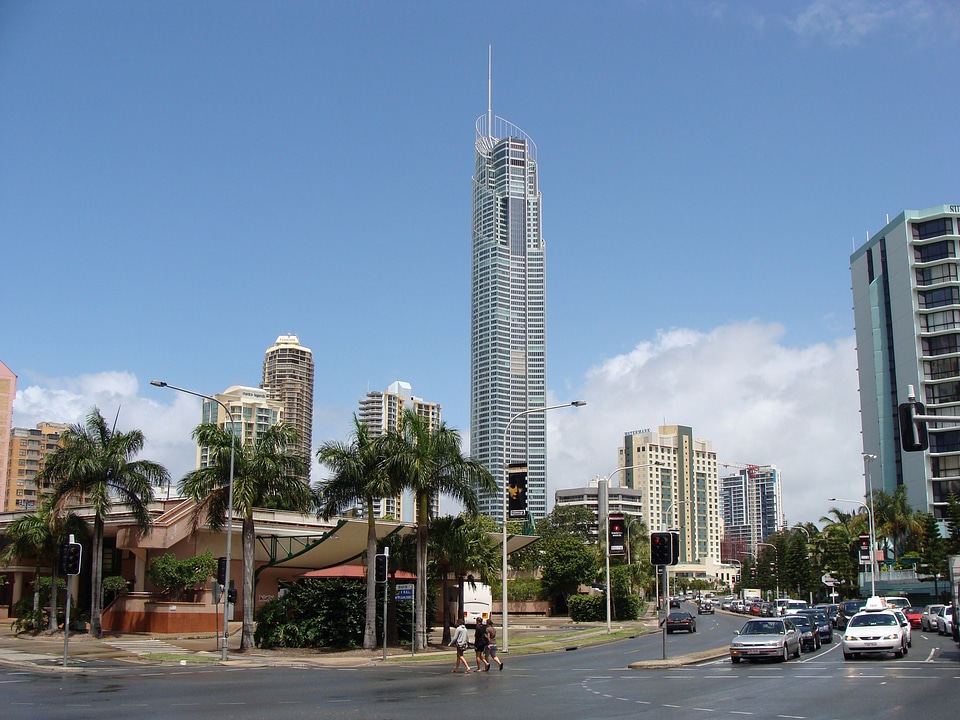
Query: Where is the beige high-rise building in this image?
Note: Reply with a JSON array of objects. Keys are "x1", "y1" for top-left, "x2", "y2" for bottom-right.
[
  {"x1": 0, "y1": 360, "x2": 15, "y2": 508},
  {"x1": 261, "y1": 335, "x2": 314, "y2": 482},
  {"x1": 5, "y1": 422, "x2": 70, "y2": 512},
  {"x1": 619, "y1": 425, "x2": 722, "y2": 564},
  {"x1": 198, "y1": 386, "x2": 284, "y2": 471},
  {"x1": 357, "y1": 381, "x2": 441, "y2": 522}
]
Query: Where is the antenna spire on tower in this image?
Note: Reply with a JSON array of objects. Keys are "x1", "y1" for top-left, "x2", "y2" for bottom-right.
[{"x1": 487, "y1": 44, "x2": 493, "y2": 139}]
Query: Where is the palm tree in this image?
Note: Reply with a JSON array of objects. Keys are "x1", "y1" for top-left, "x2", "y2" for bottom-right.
[
  {"x1": 180, "y1": 422, "x2": 310, "y2": 652},
  {"x1": 42, "y1": 407, "x2": 168, "y2": 638},
  {"x1": 315, "y1": 416, "x2": 400, "y2": 650},
  {"x1": 384, "y1": 409, "x2": 496, "y2": 650},
  {"x1": 873, "y1": 485, "x2": 922, "y2": 562}
]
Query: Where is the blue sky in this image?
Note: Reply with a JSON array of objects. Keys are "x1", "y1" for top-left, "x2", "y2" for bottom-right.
[{"x1": 2, "y1": 1, "x2": 957, "y2": 526}]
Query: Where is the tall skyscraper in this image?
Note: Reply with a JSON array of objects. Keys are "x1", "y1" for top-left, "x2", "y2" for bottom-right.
[
  {"x1": 719, "y1": 465, "x2": 783, "y2": 561},
  {"x1": 471, "y1": 108, "x2": 547, "y2": 524},
  {"x1": 851, "y1": 205, "x2": 960, "y2": 522},
  {"x1": 619, "y1": 425, "x2": 722, "y2": 564},
  {"x1": 357, "y1": 380, "x2": 441, "y2": 522},
  {"x1": 261, "y1": 334, "x2": 314, "y2": 482},
  {"x1": 198, "y1": 386, "x2": 283, "y2": 471},
  {"x1": 0, "y1": 360, "x2": 15, "y2": 509},
  {"x1": 4, "y1": 422, "x2": 70, "y2": 512}
]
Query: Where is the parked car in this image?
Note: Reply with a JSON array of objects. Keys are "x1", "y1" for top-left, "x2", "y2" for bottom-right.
[
  {"x1": 729, "y1": 618, "x2": 801, "y2": 663},
  {"x1": 936, "y1": 605, "x2": 954, "y2": 636},
  {"x1": 786, "y1": 613, "x2": 820, "y2": 651},
  {"x1": 921, "y1": 604, "x2": 944, "y2": 632},
  {"x1": 759, "y1": 602, "x2": 776, "y2": 617},
  {"x1": 842, "y1": 608, "x2": 908, "y2": 660},
  {"x1": 721, "y1": 599, "x2": 734, "y2": 611},
  {"x1": 698, "y1": 600, "x2": 715, "y2": 615},
  {"x1": 798, "y1": 609, "x2": 833, "y2": 643},
  {"x1": 903, "y1": 607, "x2": 923, "y2": 629},
  {"x1": 665, "y1": 611, "x2": 697, "y2": 634},
  {"x1": 836, "y1": 599, "x2": 867, "y2": 630}
]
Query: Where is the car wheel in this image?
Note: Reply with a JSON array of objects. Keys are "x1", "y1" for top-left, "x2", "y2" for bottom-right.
[
  {"x1": 731, "y1": 656, "x2": 741, "y2": 664},
  {"x1": 894, "y1": 646, "x2": 904, "y2": 659},
  {"x1": 793, "y1": 642, "x2": 801, "y2": 659},
  {"x1": 843, "y1": 651, "x2": 853, "y2": 660},
  {"x1": 780, "y1": 645, "x2": 789, "y2": 662}
]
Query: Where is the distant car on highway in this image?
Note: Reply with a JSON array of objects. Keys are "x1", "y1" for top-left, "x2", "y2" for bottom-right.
[
  {"x1": 785, "y1": 613, "x2": 820, "y2": 652},
  {"x1": 698, "y1": 599, "x2": 715, "y2": 615},
  {"x1": 665, "y1": 611, "x2": 697, "y2": 634},
  {"x1": 798, "y1": 608, "x2": 833, "y2": 643},
  {"x1": 903, "y1": 607, "x2": 923, "y2": 629},
  {"x1": 936, "y1": 605, "x2": 954, "y2": 637},
  {"x1": 729, "y1": 618, "x2": 801, "y2": 663},
  {"x1": 836, "y1": 599, "x2": 867, "y2": 630}
]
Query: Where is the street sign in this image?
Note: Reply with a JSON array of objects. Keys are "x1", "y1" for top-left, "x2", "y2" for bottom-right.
[
  {"x1": 394, "y1": 583, "x2": 414, "y2": 601},
  {"x1": 821, "y1": 573, "x2": 838, "y2": 586}
]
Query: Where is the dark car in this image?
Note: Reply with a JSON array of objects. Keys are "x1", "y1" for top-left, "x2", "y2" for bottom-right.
[
  {"x1": 798, "y1": 609, "x2": 833, "y2": 643},
  {"x1": 665, "y1": 611, "x2": 697, "y2": 634},
  {"x1": 814, "y1": 603, "x2": 840, "y2": 627},
  {"x1": 785, "y1": 614, "x2": 820, "y2": 651},
  {"x1": 835, "y1": 599, "x2": 867, "y2": 630},
  {"x1": 669, "y1": 596, "x2": 682, "y2": 608}
]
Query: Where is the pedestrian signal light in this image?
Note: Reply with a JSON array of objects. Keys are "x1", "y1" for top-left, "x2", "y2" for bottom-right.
[{"x1": 58, "y1": 541, "x2": 82, "y2": 576}]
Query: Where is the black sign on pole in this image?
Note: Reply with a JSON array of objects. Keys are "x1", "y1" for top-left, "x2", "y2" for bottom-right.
[
  {"x1": 507, "y1": 463, "x2": 528, "y2": 519},
  {"x1": 858, "y1": 533, "x2": 871, "y2": 564},
  {"x1": 608, "y1": 514, "x2": 625, "y2": 555}
]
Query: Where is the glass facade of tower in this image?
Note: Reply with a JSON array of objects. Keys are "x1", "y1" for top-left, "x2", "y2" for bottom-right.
[{"x1": 471, "y1": 115, "x2": 546, "y2": 523}]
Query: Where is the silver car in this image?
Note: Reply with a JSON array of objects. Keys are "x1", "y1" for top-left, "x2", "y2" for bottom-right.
[{"x1": 730, "y1": 618, "x2": 802, "y2": 663}]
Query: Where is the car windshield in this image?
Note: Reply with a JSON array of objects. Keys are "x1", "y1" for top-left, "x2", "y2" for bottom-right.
[
  {"x1": 848, "y1": 613, "x2": 897, "y2": 627},
  {"x1": 741, "y1": 621, "x2": 783, "y2": 635},
  {"x1": 668, "y1": 612, "x2": 690, "y2": 620},
  {"x1": 842, "y1": 601, "x2": 866, "y2": 614}
]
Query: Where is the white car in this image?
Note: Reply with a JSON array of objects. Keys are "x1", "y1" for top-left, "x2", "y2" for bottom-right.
[
  {"x1": 921, "y1": 604, "x2": 944, "y2": 632},
  {"x1": 892, "y1": 609, "x2": 912, "y2": 647},
  {"x1": 936, "y1": 605, "x2": 954, "y2": 636},
  {"x1": 842, "y1": 609, "x2": 908, "y2": 660}
]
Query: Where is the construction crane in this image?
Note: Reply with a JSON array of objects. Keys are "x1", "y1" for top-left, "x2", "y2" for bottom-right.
[{"x1": 719, "y1": 461, "x2": 764, "y2": 478}]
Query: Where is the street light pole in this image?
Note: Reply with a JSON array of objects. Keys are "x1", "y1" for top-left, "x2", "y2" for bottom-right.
[
  {"x1": 600, "y1": 462, "x2": 660, "y2": 633},
  {"x1": 829, "y1": 496, "x2": 876, "y2": 597},
  {"x1": 862, "y1": 453, "x2": 879, "y2": 594},
  {"x1": 501, "y1": 400, "x2": 585, "y2": 652},
  {"x1": 152, "y1": 380, "x2": 236, "y2": 661}
]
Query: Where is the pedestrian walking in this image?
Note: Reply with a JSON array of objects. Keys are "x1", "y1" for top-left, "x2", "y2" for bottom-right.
[
  {"x1": 484, "y1": 618, "x2": 503, "y2": 671},
  {"x1": 448, "y1": 621, "x2": 471, "y2": 673},
  {"x1": 474, "y1": 619, "x2": 490, "y2": 671}
]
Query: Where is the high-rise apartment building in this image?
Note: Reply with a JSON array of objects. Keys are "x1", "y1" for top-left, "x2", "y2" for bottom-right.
[
  {"x1": 0, "y1": 360, "x2": 15, "y2": 508},
  {"x1": 471, "y1": 110, "x2": 547, "y2": 524},
  {"x1": 555, "y1": 481, "x2": 644, "y2": 544},
  {"x1": 357, "y1": 380, "x2": 441, "y2": 522},
  {"x1": 4, "y1": 422, "x2": 70, "y2": 512},
  {"x1": 719, "y1": 465, "x2": 783, "y2": 561},
  {"x1": 198, "y1": 386, "x2": 283, "y2": 471},
  {"x1": 261, "y1": 335, "x2": 314, "y2": 482},
  {"x1": 619, "y1": 425, "x2": 722, "y2": 563},
  {"x1": 851, "y1": 205, "x2": 960, "y2": 522}
]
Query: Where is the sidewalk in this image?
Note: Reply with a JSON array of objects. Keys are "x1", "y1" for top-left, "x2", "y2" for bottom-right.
[{"x1": 0, "y1": 609, "x2": 725, "y2": 671}]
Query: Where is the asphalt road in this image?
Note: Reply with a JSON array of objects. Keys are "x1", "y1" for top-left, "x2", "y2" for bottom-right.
[{"x1": 2, "y1": 609, "x2": 957, "y2": 720}]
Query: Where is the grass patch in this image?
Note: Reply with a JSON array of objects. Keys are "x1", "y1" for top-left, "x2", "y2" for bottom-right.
[{"x1": 141, "y1": 653, "x2": 221, "y2": 663}]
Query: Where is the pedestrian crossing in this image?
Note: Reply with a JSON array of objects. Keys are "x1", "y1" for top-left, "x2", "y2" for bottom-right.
[{"x1": 102, "y1": 637, "x2": 194, "y2": 656}]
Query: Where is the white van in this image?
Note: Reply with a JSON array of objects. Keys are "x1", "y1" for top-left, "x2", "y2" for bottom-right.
[{"x1": 462, "y1": 583, "x2": 493, "y2": 627}]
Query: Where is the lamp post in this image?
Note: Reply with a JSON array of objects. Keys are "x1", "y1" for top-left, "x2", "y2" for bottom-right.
[
  {"x1": 722, "y1": 558, "x2": 742, "y2": 592},
  {"x1": 829, "y1": 496, "x2": 876, "y2": 597},
  {"x1": 501, "y1": 400, "x2": 585, "y2": 652},
  {"x1": 862, "y1": 453, "x2": 879, "y2": 591},
  {"x1": 757, "y1": 542, "x2": 779, "y2": 604},
  {"x1": 152, "y1": 380, "x2": 236, "y2": 661},
  {"x1": 600, "y1": 462, "x2": 660, "y2": 633}
]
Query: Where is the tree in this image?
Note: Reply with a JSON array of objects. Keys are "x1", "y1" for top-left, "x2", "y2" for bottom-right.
[
  {"x1": 539, "y1": 534, "x2": 597, "y2": 613},
  {"x1": 42, "y1": 407, "x2": 168, "y2": 638},
  {"x1": 820, "y1": 507, "x2": 864, "y2": 596},
  {"x1": 314, "y1": 416, "x2": 400, "y2": 651},
  {"x1": 147, "y1": 551, "x2": 218, "y2": 601},
  {"x1": 180, "y1": 422, "x2": 310, "y2": 652},
  {"x1": 872, "y1": 485, "x2": 922, "y2": 562},
  {"x1": 383, "y1": 410, "x2": 495, "y2": 650}
]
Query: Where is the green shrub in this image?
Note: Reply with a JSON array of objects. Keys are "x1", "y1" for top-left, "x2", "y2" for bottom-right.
[
  {"x1": 147, "y1": 551, "x2": 217, "y2": 601},
  {"x1": 255, "y1": 578, "x2": 366, "y2": 650},
  {"x1": 568, "y1": 593, "x2": 605, "y2": 622}
]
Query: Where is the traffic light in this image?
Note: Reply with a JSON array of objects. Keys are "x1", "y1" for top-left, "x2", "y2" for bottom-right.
[
  {"x1": 750, "y1": 566, "x2": 757, "y2": 579},
  {"x1": 226, "y1": 586, "x2": 237, "y2": 605},
  {"x1": 858, "y1": 533, "x2": 871, "y2": 564},
  {"x1": 769, "y1": 562, "x2": 776, "y2": 573},
  {"x1": 608, "y1": 515, "x2": 625, "y2": 556},
  {"x1": 650, "y1": 531, "x2": 676, "y2": 565},
  {"x1": 898, "y1": 400, "x2": 928, "y2": 451},
  {"x1": 58, "y1": 541, "x2": 82, "y2": 576},
  {"x1": 217, "y1": 556, "x2": 227, "y2": 585},
  {"x1": 374, "y1": 553, "x2": 388, "y2": 583}
]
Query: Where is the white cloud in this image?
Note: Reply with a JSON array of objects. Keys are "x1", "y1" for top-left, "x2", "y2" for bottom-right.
[
  {"x1": 547, "y1": 321, "x2": 863, "y2": 528},
  {"x1": 784, "y1": 0, "x2": 951, "y2": 46}
]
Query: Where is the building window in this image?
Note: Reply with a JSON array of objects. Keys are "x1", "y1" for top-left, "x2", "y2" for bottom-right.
[
  {"x1": 926, "y1": 356, "x2": 960, "y2": 381},
  {"x1": 930, "y1": 429, "x2": 960, "y2": 453},
  {"x1": 919, "y1": 286, "x2": 960, "y2": 309},
  {"x1": 926, "y1": 382, "x2": 960, "y2": 404},
  {"x1": 921, "y1": 310, "x2": 960, "y2": 333},
  {"x1": 913, "y1": 218, "x2": 954, "y2": 241},
  {"x1": 922, "y1": 334, "x2": 960, "y2": 356},
  {"x1": 917, "y1": 263, "x2": 959, "y2": 286}
]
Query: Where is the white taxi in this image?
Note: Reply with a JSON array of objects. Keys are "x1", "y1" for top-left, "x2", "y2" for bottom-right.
[{"x1": 841, "y1": 597, "x2": 908, "y2": 660}]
